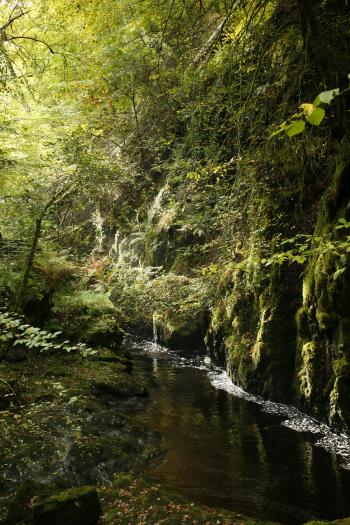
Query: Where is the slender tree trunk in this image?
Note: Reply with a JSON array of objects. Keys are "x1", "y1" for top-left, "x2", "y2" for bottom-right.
[
  {"x1": 15, "y1": 215, "x2": 44, "y2": 311},
  {"x1": 14, "y1": 181, "x2": 74, "y2": 311}
]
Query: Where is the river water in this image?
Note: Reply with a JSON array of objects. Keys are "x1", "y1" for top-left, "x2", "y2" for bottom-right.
[{"x1": 126, "y1": 339, "x2": 350, "y2": 524}]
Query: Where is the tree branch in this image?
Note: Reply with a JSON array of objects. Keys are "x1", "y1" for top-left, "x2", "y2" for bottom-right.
[
  {"x1": 0, "y1": 10, "x2": 29, "y2": 32},
  {"x1": 6, "y1": 35, "x2": 56, "y2": 54}
]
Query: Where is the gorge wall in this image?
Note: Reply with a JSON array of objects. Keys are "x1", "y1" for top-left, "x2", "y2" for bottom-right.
[{"x1": 105, "y1": 1, "x2": 350, "y2": 430}]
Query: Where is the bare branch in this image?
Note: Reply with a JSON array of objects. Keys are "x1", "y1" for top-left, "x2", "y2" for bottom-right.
[{"x1": 0, "y1": 10, "x2": 29, "y2": 32}]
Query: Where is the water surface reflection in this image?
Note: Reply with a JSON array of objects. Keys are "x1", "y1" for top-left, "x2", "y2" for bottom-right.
[{"x1": 128, "y1": 344, "x2": 350, "y2": 524}]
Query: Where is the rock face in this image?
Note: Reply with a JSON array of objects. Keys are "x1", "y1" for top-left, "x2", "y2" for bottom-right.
[
  {"x1": 295, "y1": 163, "x2": 350, "y2": 430},
  {"x1": 206, "y1": 158, "x2": 350, "y2": 431}
]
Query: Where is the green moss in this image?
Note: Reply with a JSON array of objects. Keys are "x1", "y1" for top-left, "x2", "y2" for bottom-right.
[
  {"x1": 45, "y1": 365, "x2": 69, "y2": 377},
  {"x1": 316, "y1": 309, "x2": 338, "y2": 331},
  {"x1": 302, "y1": 521, "x2": 329, "y2": 525},
  {"x1": 295, "y1": 153, "x2": 350, "y2": 427},
  {"x1": 37, "y1": 485, "x2": 95, "y2": 507},
  {"x1": 298, "y1": 341, "x2": 317, "y2": 401},
  {"x1": 304, "y1": 518, "x2": 350, "y2": 525},
  {"x1": 32, "y1": 485, "x2": 101, "y2": 525}
]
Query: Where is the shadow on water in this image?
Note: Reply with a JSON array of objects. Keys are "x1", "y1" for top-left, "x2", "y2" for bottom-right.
[{"x1": 125, "y1": 339, "x2": 350, "y2": 525}]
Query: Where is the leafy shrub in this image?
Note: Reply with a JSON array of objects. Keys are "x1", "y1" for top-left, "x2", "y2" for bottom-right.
[
  {"x1": 109, "y1": 266, "x2": 210, "y2": 335},
  {"x1": 0, "y1": 309, "x2": 96, "y2": 362},
  {"x1": 48, "y1": 290, "x2": 123, "y2": 347}
]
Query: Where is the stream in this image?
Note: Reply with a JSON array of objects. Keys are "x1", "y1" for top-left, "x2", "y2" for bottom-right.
[{"x1": 125, "y1": 338, "x2": 350, "y2": 525}]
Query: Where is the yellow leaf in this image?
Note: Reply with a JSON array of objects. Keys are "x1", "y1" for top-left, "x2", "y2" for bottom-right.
[{"x1": 300, "y1": 103, "x2": 315, "y2": 116}]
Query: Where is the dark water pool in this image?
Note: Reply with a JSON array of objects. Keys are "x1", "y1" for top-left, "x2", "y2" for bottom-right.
[{"x1": 127, "y1": 340, "x2": 350, "y2": 524}]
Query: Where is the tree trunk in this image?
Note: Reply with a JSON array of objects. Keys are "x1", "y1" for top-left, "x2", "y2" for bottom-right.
[
  {"x1": 15, "y1": 215, "x2": 43, "y2": 311},
  {"x1": 14, "y1": 180, "x2": 74, "y2": 311}
]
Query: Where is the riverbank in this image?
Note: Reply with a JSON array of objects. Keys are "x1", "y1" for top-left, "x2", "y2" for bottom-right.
[{"x1": 0, "y1": 346, "x2": 159, "y2": 522}]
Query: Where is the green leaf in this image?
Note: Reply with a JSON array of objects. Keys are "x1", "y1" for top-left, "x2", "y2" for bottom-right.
[
  {"x1": 285, "y1": 120, "x2": 305, "y2": 137},
  {"x1": 314, "y1": 88, "x2": 339, "y2": 106},
  {"x1": 306, "y1": 106, "x2": 325, "y2": 126}
]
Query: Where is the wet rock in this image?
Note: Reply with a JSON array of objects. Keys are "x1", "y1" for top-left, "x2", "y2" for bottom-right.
[
  {"x1": 57, "y1": 413, "x2": 161, "y2": 487},
  {"x1": 91, "y1": 379, "x2": 148, "y2": 398}
]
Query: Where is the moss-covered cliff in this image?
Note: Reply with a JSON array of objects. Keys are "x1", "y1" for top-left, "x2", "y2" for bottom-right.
[{"x1": 103, "y1": 1, "x2": 350, "y2": 429}]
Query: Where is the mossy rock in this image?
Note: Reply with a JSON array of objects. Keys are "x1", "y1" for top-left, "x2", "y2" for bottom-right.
[
  {"x1": 303, "y1": 521, "x2": 350, "y2": 525},
  {"x1": 31, "y1": 485, "x2": 101, "y2": 525},
  {"x1": 6, "y1": 482, "x2": 101, "y2": 525},
  {"x1": 302, "y1": 522, "x2": 329, "y2": 525},
  {"x1": 88, "y1": 349, "x2": 131, "y2": 368}
]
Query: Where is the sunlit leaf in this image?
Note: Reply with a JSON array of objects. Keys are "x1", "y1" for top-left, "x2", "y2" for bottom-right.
[
  {"x1": 307, "y1": 107, "x2": 325, "y2": 126},
  {"x1": 300, "y1": 103, "x2": 314, "y2": 116},
  {"x1": 285, "y1": 120, "x2": 305, "y2": 137},
  {"x1": 333, "y1": 267, "x2": 346, "y2": 280},
  {"x1": 314, "y1": 88, "x2": 339, "y2": 106}
]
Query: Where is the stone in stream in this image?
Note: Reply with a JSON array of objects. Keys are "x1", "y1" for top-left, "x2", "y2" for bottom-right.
[{"x1": 204, "y1": 355, "x2": 213, "y2": 368}]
